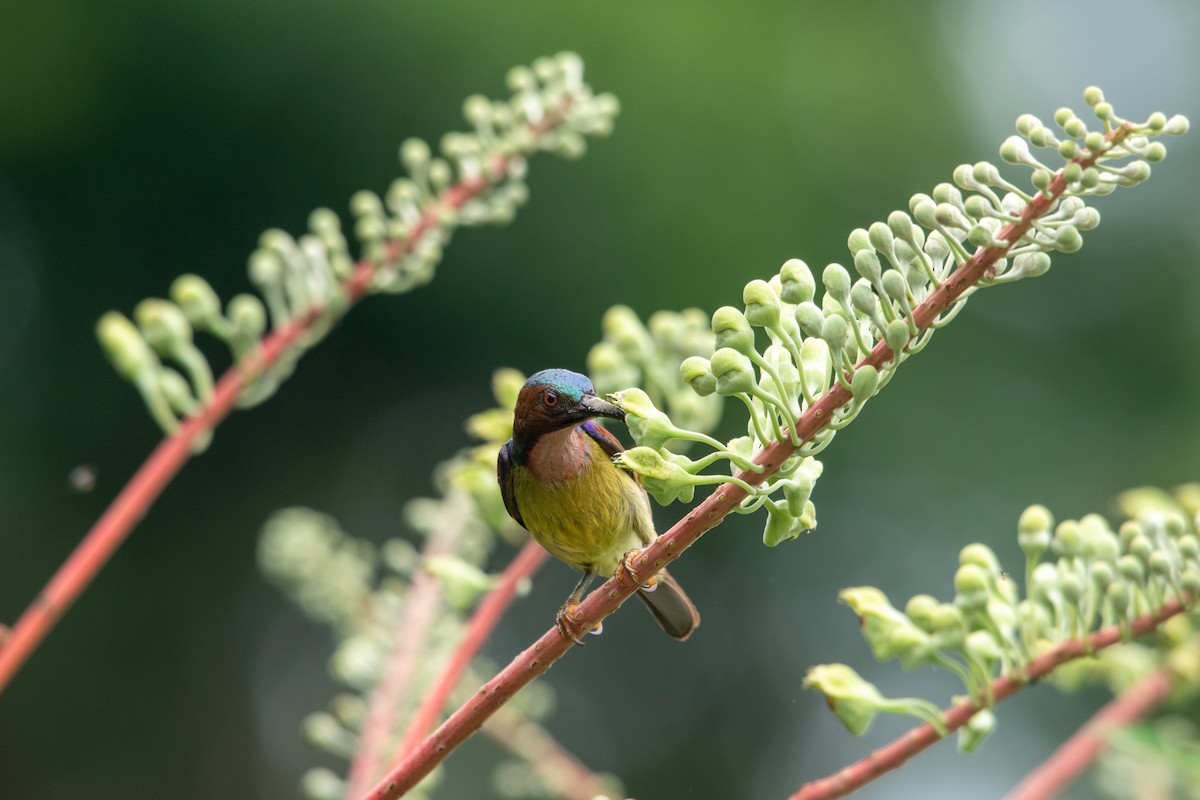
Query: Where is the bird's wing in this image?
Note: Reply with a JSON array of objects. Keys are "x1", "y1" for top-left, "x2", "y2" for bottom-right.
[
  {"x1": 581, "y1": 420, "x2": 647, "y2": 487},
  {"x1": 581, "y1": 419, "x2": 624, "y2": 457},
  {"x1": 496, "y1": 440, "x2": 526, "y2": 529}
]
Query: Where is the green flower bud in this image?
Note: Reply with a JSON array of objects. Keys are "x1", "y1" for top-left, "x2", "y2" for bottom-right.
[
  {"x1": 227, "y1": 294, "x2": 267, "y2": 342},
  {"x1": 301, "y1": 768, "x2": 345, "y2": 800},
  {"x1": 1128, "y1": 534, "x2": 1154, "y2": 564},
  {"x1": 960, "y1": 543, "x2": 1001, "y2": 573},
  {"x1": 1030, "y1": 562, "x2": 1060, "y2": 602},
  {"x1": 1059, "y1": 572, "x2": 1084, "y2": 605},
  {"x1": 883, "y1": 319, "x2": 909, "y2": 354},
  {"x1": 613, "y1": 446, "x2": 697, "y2": 504},
  {"x1": 711, "y1": 306, "x2": 756, "y2": 355},
  {"x1": 850, "y1": 281, "x2": 880, "y2": 318},
  {"x1": 710, "y1": 347, "x2": 756, "y2": 396},
  {"x1": 1147, "y1": 551, "x2": 1173, "y2": 579},
  {"x1": 867, "y1": 222, "x2": 895, "y2": 257},
  {"x1": 1182, "y1": 567, "x2": 1200, "y2": 595},
  {"x1": 1178, "y1": 535, "x2": 1199, "y2": 563},
  {"x1": 680, "y1": 355, "x2": 718, "y2": 397},
  {"x1": 850, "y1": 365, "x2": 879, "y2": 401},
  {"x1": 647, "y1": 310, "x2": 686, "y2": 350},
  {"x1": 1117, "y1": 554, "x2": 1144, "y2": 583},
  {"x1": 608, "y1": 388, "x2": 676, "y2": 450},
  {"x1": 958, "y1": 708, "x2": 995, "y2": 753},
  {"x1": 853, "y1": 249, "x2": 883, "y2": 284},
  {"x1": 1118, "y1": 520, "x2": 1144, "y2": 551},
  {"x1": 847, "y1": 228, "x2": 873, "y2": 255},
  {"x1": 743, "y1": 280, "x2": 782, "y2": 329},
  {"x1": 169, "y1": 275, "x2": 223, "y2": 328},
  {"x1": 602, "y1": 305, "x2": 653, "y2": 362},
  {"x1": 158, "y1": 368, "x2": 198, "y2": 415},
  {"x1": 1106, "y1": 580, "x2": 1131, "y2": 617},
  {"x1": 822, "y1": 263, "x2": 852, "y2": 303},
  {"x1": 1055, "y1": 225, "x2": 1083, "y2": 253},
  {"x1": 779, "y1": 258, "x2": 815, "y2": 304},
  {"x1": 1090, "y1": 561, "x2": 1115, "y2": 592},
  {"x1": 803, "y1": 664, "x2": 886, "y2": 735},
  {"x1": 880, "y1": 270, "x2": 908, "y2": 305},
  {"x1": 424, "y1": 555, "x2": 495, "y2": 610},
  {"x1": 931, "y1": 603, "x2": 966, "y2": 644},
  {"x1": 794, "y1": 302, "x2": 825, "y2": 338},
  {"x1": 905, "y1": 594, "x2": 939, "y2": 632},
  {"x1": 782, "y1": 471, "x2": 815, "y2": 518},
  {"x1": 954, "y1": 564, "x2": 990, "y2": 611},
  {"x1": 840, "y1": 586, "x2": 909, "y2": 661},
  {"x1": 134, "y1": 299, "x2": 193, "y2": 355},
  {"x1": 586, "y1": 341, "x2": 637, "y2": 393},
  {"x1": 821, "y1": 314, "x2": 849, "y2": 350},
  {"x1": 97, "y1": 312, "x2": 157, "y2": 381},
  {"x1": 763, "y1": 499, "x2": 806, "y2": 546},
  {"x1": 887, "y1": 623, "x2": 934, "y2": 670},
  {"x1": 799, "y1": 338, "x2": 831, "y2": 395},
  {"x1": 965, "y1": 630, "x2": 1002, "y2": 665},
  {"x1": 1052, "y1": 520, "x2": 1082, "y2": 558}
]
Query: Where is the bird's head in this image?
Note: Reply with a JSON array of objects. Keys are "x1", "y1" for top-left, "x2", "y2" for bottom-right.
[{"x1": 511, "y1": 369, "x2": 625, "y2": 452}]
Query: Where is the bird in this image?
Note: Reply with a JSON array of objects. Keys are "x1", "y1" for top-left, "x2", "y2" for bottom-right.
[{"x1": 497, "y1": 368, "x2": 700, "y2": 643}]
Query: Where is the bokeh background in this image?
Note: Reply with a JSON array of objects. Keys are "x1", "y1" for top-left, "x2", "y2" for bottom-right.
[{"x1": 2, "y1": 2, "x2": 1198, "y2": 798}]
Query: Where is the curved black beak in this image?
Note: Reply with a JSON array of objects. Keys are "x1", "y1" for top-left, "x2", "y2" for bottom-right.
[{"x1": 579, "y1": 393, "x2": 626, "y2": 421}]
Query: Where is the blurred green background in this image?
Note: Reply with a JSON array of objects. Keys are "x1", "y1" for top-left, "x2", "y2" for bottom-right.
[{"x1": 2, "y1": 1, "x2": 1198, "y2": 798}]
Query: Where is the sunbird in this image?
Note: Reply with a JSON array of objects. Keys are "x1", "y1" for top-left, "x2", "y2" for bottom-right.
[{"x1": 498, "y1": 368, "x2": 700, "y2": 642}]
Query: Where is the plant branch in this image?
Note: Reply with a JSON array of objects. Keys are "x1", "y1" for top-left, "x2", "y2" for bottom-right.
[
  {"x1": 791, "y1": 597, "x2": 1189, "y2": 800},
  {"x1": 0, "y1": 120, "x2": 554, "y2": 696},
  {"x1": 345, "y1": 491, "x2": 474, "y2": 798},
  {"x1": 1002, "y1": 668, "x2": 1172, "y2": 800},
  {"x1": 389, "y1": 537, "x2": 547, "y2": 767},
  {"x1": 361, "y1": 112, "x2": 1139, "y2": 800}
]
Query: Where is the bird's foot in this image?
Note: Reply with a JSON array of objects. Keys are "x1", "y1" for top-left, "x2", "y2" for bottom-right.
[
  {"x1": 555, "y1": 601, "x2": 602, "y2": 645},
  {"x1": 618, "y1": 547, "x2": 657, "y2": 591}
]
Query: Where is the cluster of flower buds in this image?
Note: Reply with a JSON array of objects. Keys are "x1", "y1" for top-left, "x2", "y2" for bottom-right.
[
  {"x1": 98, "y1": 53, "x2": 618, "y2": 440},
  {"x1": 259, "y1": 368, "x2": 555, "y2": 800},
  {"x1": 606, "y1": 88, "x2": 1186, "y2": 548},
  {"x1": 804, "y1": 484, "x2": 1199, "y2": 752}
]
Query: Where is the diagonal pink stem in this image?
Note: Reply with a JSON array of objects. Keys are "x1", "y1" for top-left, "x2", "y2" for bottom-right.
[
  {"x1": 1002, "y1": 667, "x2": 1172, "y2": 800},
  {"x1": 390, "y1": 538, "x2": 547, "y2": 766},
  {"x1": 344, "y1": 492, "x2": 474, "y2": 798},
  {"x1": 361, "y1": 125, "x2": 1139, "y2": 800},
  {"x1": 0, "y1": 98, "x2": 570, "y2": 695}
]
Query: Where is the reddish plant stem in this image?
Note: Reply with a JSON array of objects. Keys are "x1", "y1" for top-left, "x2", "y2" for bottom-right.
[
  {"x1": 483, "y1": 705, "x2": 619, "y2": 800},
  {"x1": 1002, "y1": 668, "x2": 1172, "y2": 800},
  {"x1": 389, "y1": 538, "x2": 547, "y2": 766},
  {"x1": 362, "y1": 127, "x2": 1134, "y2": 800},
  {"x1": 344, "y1": 492, "x2": 473, "y2": 799},
  {"x1": 0, "y1": 110, "x2": 556, "y2": 695},
  {"x1": 791, "y1": 596, "x2": 1189, "y2": 800}
]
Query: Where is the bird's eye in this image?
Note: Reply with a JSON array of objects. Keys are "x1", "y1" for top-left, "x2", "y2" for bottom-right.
[{"x1": 542, "y1": 391, "x2": 559, "y2": 408}]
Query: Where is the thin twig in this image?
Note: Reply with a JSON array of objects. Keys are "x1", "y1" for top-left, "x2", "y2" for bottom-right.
[
  {"x1": 1003, "y1": 668, "x2": 1172, "y2": 800},
  {"x1": 390, "y1": 538, "x2": 547, "y2": 765},
  {"x1": 344, "y1": 491, "x2": 474, "y2": 798},
  {"x1": 791, "y1": 599, "x2": 1189, "y2": 800},
  {"x1": 359, "y1": 125, "x2": 1137, "y2": 800},
  {"x1": 483, "y1": 705, "x2": 620, "y2": 800}
]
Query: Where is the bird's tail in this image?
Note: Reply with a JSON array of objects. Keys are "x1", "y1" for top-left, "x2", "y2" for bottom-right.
[{"x1": 635, "y1": 569, "x2": 700, "y2": 640}]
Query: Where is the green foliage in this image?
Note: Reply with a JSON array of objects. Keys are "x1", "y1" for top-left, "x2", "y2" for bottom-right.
[
  {"x1": 805, "y1": 485, "x2": 1200, "y2": 749},
  {"x1": 96, "y1": 53, "x2": 618, "y2": 441},
  {"x1": 598, "y1": 88, "x2": 1188, "y2": 549}
]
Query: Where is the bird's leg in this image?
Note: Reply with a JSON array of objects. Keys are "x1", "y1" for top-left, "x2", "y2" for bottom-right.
[
  {"x1": 556, "y1": 570, "x2": 602, "y2": 645},
  {"x1": 618, "y1": 547, "x2": 657, "y2": 591}
]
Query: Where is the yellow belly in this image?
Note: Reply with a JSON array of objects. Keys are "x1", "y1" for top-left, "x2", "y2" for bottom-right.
[{"x1": 512, "y1": 444, "x2": 655, "y2": 576}]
